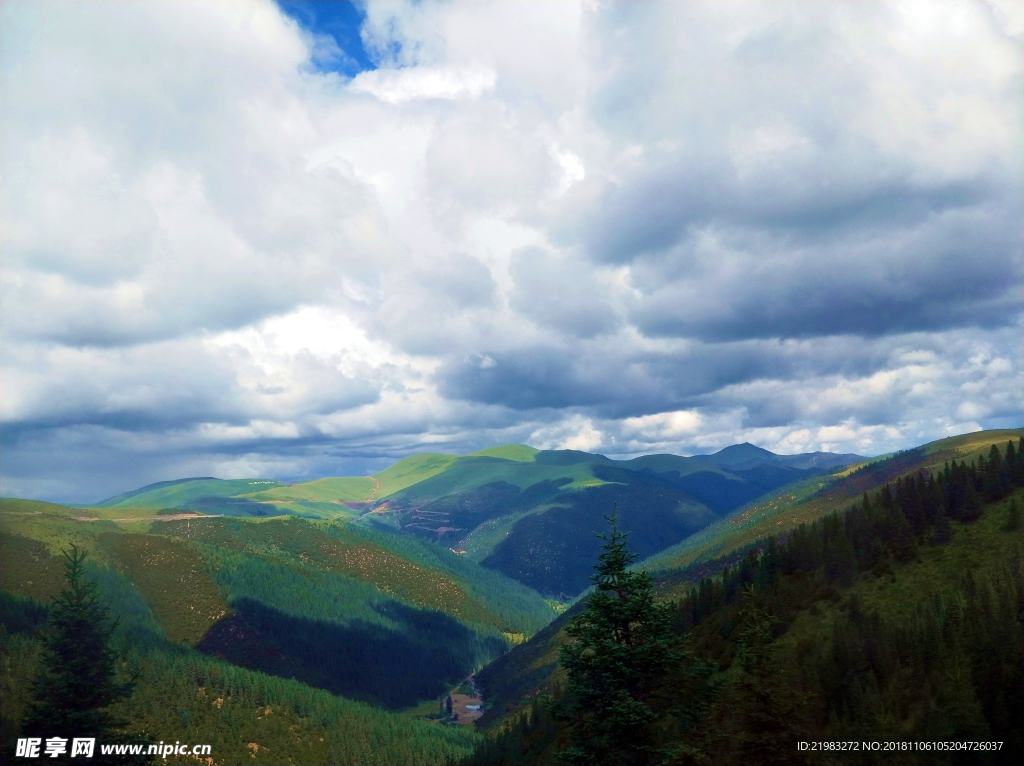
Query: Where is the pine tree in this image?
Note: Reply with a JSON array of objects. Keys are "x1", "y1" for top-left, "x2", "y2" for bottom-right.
[
  {"x1": 983, "y1": 444, "x2": 1007, "y2": 500},
  {"x1": 1005, "y1": 496, "x2": 1022, "y2": 532},
  {"x1": 21, "y1": 545, "x2": 143, "y2": 764},
  {"x1": 961, "y1": 475, "x2": 983, "y2": 521},
  {"x1": 557, "y1": 506, "x2": 716, "y2": 766},
  {"x1": 932, "y1": 506, "x2": 952, "y2": 545},
  {"x1": 727, "y1": 586, "x2": 810, "y2": 766},
  {"x1": 1012, "y1": 439, "x2": 1024, "y2": 486}
]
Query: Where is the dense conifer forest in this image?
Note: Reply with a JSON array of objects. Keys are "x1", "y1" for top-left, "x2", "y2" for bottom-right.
[
  {"x1": 462, "y1": 439, "x2": 1024, "y2": 765},
  {"x1": 0, "y1": 510, "x2": 557, "y2": 763}
]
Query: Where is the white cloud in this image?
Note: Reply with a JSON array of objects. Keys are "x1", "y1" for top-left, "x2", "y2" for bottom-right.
[
  {"x1": 349, "y1": 64, "x2": 496, "y2": 103},
  {"x1": 529, "y1": 415, "x2": 605, "y2": 453},
  {"x1": 1, "y1": 0, "x2": 1019, "y2": 502},
  {"x1": 621, "y1": 410, "x2": 703, "y2": 441}
]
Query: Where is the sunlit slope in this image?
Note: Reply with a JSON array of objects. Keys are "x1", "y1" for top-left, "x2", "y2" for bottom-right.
[
  {"x1": 0, "y1": 504, "x2": 553, "y2": 641},
  {"x1": 270, "y1": 446, "x2": 541, "y2": 504},
  {"x1": 389, "y1": 454, "x2": 610, "y2": 503},
  {"x1": 1, "y1": 504, "x2": 230, "y2": 643},
  {"x1": 244, "y1": 476, "x2": 376, "y2": 503},
  {"x1": 0, "y1": 497, "x2": 168, "y2": 573},
  {"x1": 1, "y1": 515, "x2": 484, "y2": 763},
  {"x1": 372, "y1": 452, "x2": 461, "y2": 497},
  {"x1": 357, "y1": 448, "x2": 835, "y2": 597},
  {"x1": 1, "y1": 502, "x2": 555, "y2": 714},
  {"x1": 0, "y1": 498, "x2": 89, "y2": 515},
  {"x1": 149, "y1": 515, "x2": 554, "y2": 636},
  {"x1": 241, "y1": 477, "x2": 375, "y2": 518},
  {"x1": 94, "y1": 476, "x2": 365, "y2": 519},
  {"x1": 468, "y1": 444, "x2": 539, "y2": 462},
  {"x1": 95, "y1": 477, "x2": 286, "y2": 509},
  {"x1": 640, "y1": 428, "x2": 1024, "y2": 574}
]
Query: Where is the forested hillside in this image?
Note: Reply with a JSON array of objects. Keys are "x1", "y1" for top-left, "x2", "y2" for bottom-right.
[
  {"x1": 465, "y1": 433, "x2": 1023, "y2": 765},
  {"x1": 0, "y1": 503, "x2": 554, "y2": 764},
  {"x1": 349, "y1": 446, "x2": 862, "y2": 597},
  {"x1": 2, "y1": 585, "x2": 480, "y2": 765}
]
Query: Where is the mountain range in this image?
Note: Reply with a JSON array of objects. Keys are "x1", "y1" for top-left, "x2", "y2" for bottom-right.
[
  {"x1": 2, "y1": 428, "x2": 1020, "y2": 765},
  {"x1": 93, "y1": 443, "x2": 865, "y2": 597},
  {"x1": 690, "y1": 441, "x2": 865, "y2": 471}
]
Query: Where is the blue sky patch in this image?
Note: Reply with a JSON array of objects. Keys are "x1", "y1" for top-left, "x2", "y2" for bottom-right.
[{"x1": 277, "y1": 1, "x2": 375, "y2": 76}]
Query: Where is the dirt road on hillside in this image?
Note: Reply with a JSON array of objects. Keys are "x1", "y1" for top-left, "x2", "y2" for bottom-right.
[{"x1": 76, "y1": 513, "x2": 221, "y2": 522}]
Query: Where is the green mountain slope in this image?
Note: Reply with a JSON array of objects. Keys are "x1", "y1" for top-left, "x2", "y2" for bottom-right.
[
  {"x1": 465, "y1": 433, "x2": 1024, "y2": 765},
  {"x1": 641, "y1": 427, "x2": 1024, "y2": 577},
  {"x1": 468, "y1": 430, "x2": 1019, "y2": 749},
  {"x1": 1, "y1": 556, "x2": 480, "y2": 766},
  {"x1": 0, "y1": 501, "x2": 553, "y2": 721},
  {"x1": 95, "y1": 477, "x2": 286, "y2": 509},
  {"x1": 239, "y1": 476, "x2": 377, "y2": 519},
  {"x1": 374, "y1": 453, "x2": 463, "y2": 497},
  {"x1": 468, "y1": 444, "x2": 540, "y2": 462},
  {"x1": 89, "y1": 443, "x2": 866, "y2": 599},
  {"x1": 356, "y1": 448, "x2": 838, "y2": 597}
]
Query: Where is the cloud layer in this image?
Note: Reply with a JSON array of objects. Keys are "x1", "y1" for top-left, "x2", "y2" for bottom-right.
[{"x1": 2, "y1": 0, "x2": 1021, "y2": 503}]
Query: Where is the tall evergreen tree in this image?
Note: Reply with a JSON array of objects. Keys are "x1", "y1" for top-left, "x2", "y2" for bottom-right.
[
  {"x1": 21, "y1": 545, "x2": 143, "y2": 764},
  {"x1": 1006, "y1": 440, "x2": 1021, "y2": 485},
  {"x1": 726, "y1": 586, "x2": 809, "y2": 766},
  {"x1": 1005, "y1": 496, "x2": 1022, "y2": 532},
  {"x1": 557, "y1": 506, "x2": 716, "y2": 766}
]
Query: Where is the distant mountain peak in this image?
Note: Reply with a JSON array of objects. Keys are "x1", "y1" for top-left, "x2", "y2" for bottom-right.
[
  {"x1": 720, "y1": 442, "x2": 775, "y2": 454},
  {"x1": 690, "y1": 442, "x2": 865, "y2": 473},
  {"x1": 698, "y1": 443, "x2": 777, "y2": 465}
]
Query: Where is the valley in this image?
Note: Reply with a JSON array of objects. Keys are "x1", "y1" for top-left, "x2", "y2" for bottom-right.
[
  {"x1": 86, "y1": 442, "x2": 865, "y2": 599},
  {"x1": 2, "y1": 431, "x2": 1020, "y2": 764}
]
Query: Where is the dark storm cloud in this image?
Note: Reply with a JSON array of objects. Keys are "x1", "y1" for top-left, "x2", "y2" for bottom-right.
[
  {"x1": 627, "y1": 207, "x2": 1022, "y2": 342},
  {"x1": 2, "y1": 338, "x2": 382, "y2": 446},
  {"x1": 436, "y1": 333, "x2": 908, "y2": 418},
  {"x1": 571, "y1": 150, "x2": 1001, "y2": 266},
  {"x1": 438, "y1": 321, "x2": 1022, "y2": 435},
  {"x1": 549, "y1": 133, "x2": 1021, "y2": 345},
  {"x1": 542, "y1": 1, "x2": 1024, "y2": 347}
]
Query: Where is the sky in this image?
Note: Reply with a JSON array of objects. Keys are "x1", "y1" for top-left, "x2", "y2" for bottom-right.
[{"x1": 1, "y1": 1, "x2": 1021, "y2": 504}]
